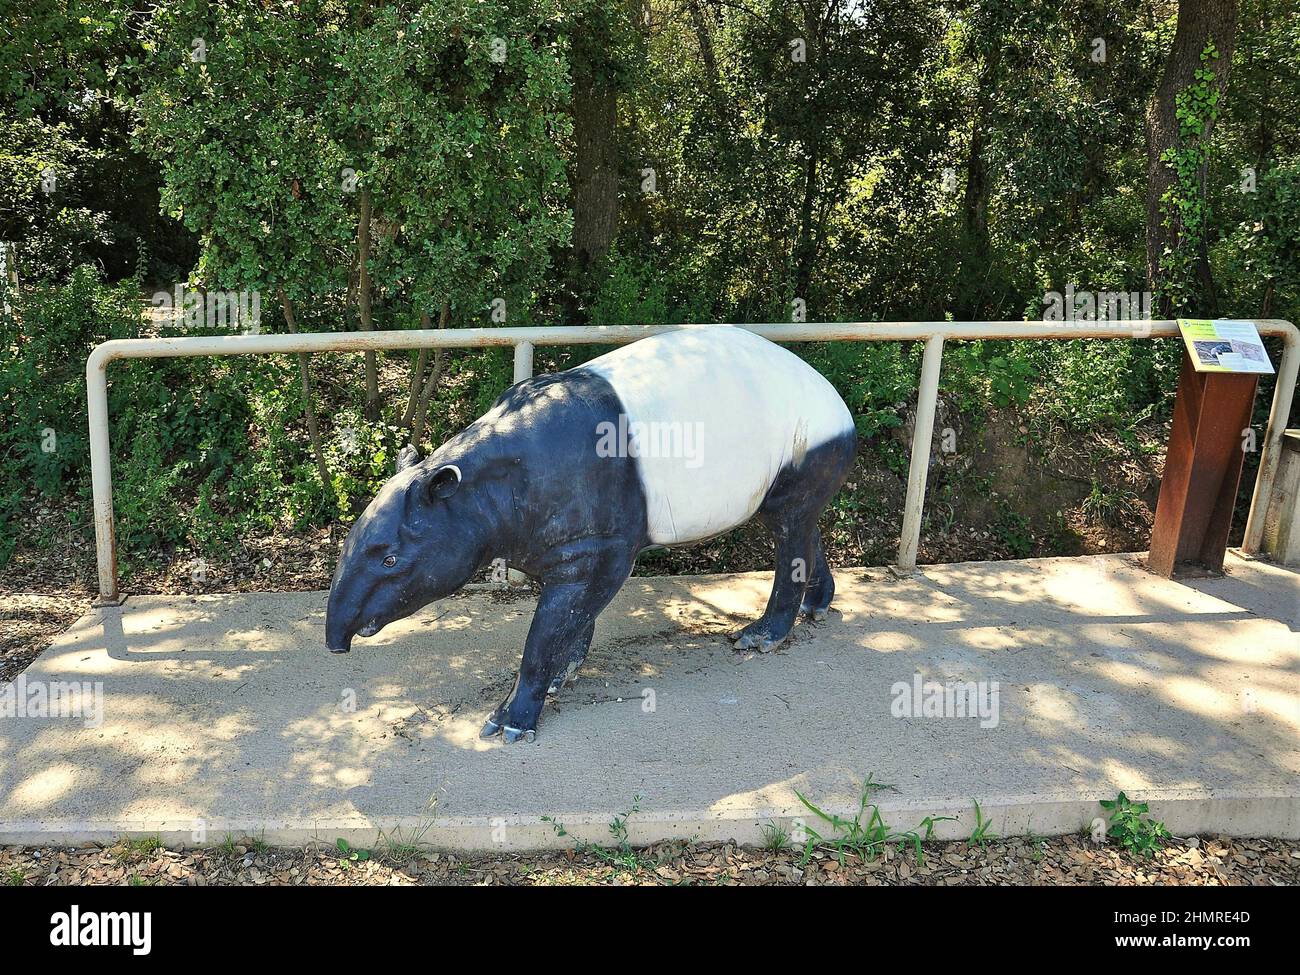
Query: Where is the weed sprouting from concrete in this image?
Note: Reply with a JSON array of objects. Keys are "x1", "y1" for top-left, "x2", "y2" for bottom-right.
[
  {"x1": 541, "y1": 814, "x2": 568, "y2": 839},
  {"x1": 1099, "y1": 792, "x2": 1170, "y2": 857},
  {"x1": 110, "y1": 836, "x2": 163, "y2": 863},
  {"x1": 584, "y1": 795, "x2": 649, "y2": 873},
  {"x1": 761, "y1": 821, "x2": 789, "y2": 852},
  {"x1": 334, "y1": 838, "x2": 371, "y2": 867},
  {"x1": 376, "y1": 825, "x2": 434, "y2": 863},
  {"x1": 896, "y1": 814, "x2": 959, "y2": 866},
  {"x1": 969, "y1": 799, "x2": 996, "y2": 846},
  {"x1": 794, "y1": 775, "x2": 975, "y2": 867},
  {"x1": 544, "y1": 796, "x2": 683, "y2": 877},
  {"x1": 793, "y1": 774, "x2": 900, "y2": 865},
  {"x1": 376, "y1": 798, "x2": 439, "y2": 863}
]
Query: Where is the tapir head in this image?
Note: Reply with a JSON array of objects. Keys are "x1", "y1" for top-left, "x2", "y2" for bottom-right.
[{"x1": 325, "y1": 445, "x2": 484, "y2": 653}]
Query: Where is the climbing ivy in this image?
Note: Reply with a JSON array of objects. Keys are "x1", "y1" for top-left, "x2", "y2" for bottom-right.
[{"x1": 1158, "y1": 41, "x2": 1222, "y2": 313}]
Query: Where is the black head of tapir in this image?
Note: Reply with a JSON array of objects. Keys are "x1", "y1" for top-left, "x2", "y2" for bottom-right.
[{"x1": 325, "y1": 445, "x2": 485, "y2": 655}]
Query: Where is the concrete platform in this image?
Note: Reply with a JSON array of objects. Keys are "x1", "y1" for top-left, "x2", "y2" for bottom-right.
[{"x1": 1, "y1": 553, "x2": 1297, "y2": 850}]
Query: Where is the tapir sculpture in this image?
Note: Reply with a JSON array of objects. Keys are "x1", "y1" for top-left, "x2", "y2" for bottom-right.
[{"x1": 325, "y1": 326, "x2": 857, "y2": 742}]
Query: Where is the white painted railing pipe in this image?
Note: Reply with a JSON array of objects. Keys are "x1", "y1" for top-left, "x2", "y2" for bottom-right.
[{"x1": 86, "y1": 319, "x2": 1298, "y2": 603}]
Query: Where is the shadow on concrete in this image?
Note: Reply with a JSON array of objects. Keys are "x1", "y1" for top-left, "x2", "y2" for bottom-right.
[{"x1": 1, "y1": 553, "x2": 1296, "y2": 836}]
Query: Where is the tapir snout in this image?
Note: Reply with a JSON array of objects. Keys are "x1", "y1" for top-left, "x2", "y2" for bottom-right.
[
  {"x1": 325, "y1": 575, "x2": 389, "y2": 652},
  {"x1": 324, "y1": 536, "x2": 388, "y2": 652},
  {"x1": 324, "y1": 563, "x2": 357, "y2": 654}
]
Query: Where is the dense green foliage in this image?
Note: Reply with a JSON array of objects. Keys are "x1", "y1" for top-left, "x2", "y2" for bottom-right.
[
  {"x1": 2, "y1": 0, "x2": 1298, "y2": 571},
  {"x1": 135, "y1": 0, "x2": 574, "y2": 323}
]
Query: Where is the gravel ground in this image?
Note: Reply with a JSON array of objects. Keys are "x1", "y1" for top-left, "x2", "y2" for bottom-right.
[
  {"x1": 3, "y1": 835, "x2": 1297, "y2": 887},
  {"x1": 0, "y1": 592, "x2": 84, "y2": 683}
]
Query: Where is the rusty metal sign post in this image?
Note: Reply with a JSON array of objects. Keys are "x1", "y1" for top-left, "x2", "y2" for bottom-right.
[{"x1": 1148, "y1": 350, "x2": 1260, "y2": 576}]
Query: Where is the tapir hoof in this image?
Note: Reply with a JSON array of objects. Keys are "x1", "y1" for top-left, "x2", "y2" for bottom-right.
[
  {"x1": 732, "y1": 624, "x2": 788, "y2": 653},
  {"x1": 800, "y1": 593, "x2": 832, "y2": 621},
  {"x1": 503, "y1": 725, "x2": 536, "y2": 744},
  {"x1": 480, "y1": 717, "x2": 536, "y2": 743}
]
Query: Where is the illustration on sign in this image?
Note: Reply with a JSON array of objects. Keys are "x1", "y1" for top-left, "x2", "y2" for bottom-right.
[{"x1": 1177, "y1": 319, "x2": 1275, "y2": 374}]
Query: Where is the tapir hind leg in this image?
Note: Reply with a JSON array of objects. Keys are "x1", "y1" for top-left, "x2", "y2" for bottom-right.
[
  {"x1": 799, "y1": 530, "x2": 835, "y2": 621},
  {"x1": 733, "y1": 514, "x2": 817, "y2": 652},
  {"x1": 734, "y1": 433, "x2": 854, "y2": 651}
]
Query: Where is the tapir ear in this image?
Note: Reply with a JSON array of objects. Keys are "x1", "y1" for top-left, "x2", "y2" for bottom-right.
[
  {"x1": 396, "y1": 444, "x2": 421, "y2": 473},
  {"x1": 424, "y1": 464, "x2": 461, "y2": 502}
]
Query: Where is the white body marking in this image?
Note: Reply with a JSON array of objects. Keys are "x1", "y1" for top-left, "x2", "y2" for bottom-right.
[{"x1": 584, "y1": 326, "x2": 854, "y2": 544}]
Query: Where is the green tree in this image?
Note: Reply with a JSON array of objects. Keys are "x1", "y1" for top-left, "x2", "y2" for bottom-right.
[{"x1": 135, "y1": 0, "x2": 576, "y2": 483}]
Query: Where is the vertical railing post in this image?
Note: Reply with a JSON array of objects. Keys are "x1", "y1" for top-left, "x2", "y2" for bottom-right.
[
  {"x1": 1243, "y1": 334, "x2": 1300, "y2": 553},
  {"x1": 86, "y1": 350, "x2": 121, "y2": 605},
  {"x1": 513, "y1": 340, "x2": 534, "y2": 384},
  {"x1": 895, "y1": 335, "x2": 945, "y2": 573},
  {"x1": 507, "y1": 340, "x2": 536, "y2": 586}
]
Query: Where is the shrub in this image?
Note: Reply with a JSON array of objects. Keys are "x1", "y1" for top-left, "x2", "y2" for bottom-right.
[{"x1": 0, "y1": 267, "x2": 141, "y2": 560}]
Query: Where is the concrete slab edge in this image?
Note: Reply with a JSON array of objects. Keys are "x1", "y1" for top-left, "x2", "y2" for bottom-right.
[{"x1": 4, "y1": 791, "x2": 1296, "y2": 850}]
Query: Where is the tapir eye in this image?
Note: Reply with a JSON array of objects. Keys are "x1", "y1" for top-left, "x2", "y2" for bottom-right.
[{"x1": 383, "y1": 555, "x2": 397, "y2": 567}]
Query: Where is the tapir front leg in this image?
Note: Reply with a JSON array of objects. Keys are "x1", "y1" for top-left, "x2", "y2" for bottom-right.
[
  {"x1": 547, "y1": 620, "x2": 595, "y2": 696},
  {"x1": 481, "y1": 546, "x2": 634, "y2": 742},
  {"x1": 480, "y1": 583, "x2": 592, "y2": 742}
]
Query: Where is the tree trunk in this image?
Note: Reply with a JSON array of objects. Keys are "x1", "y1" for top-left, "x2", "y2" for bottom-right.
[
  {"x1": 686, "y1": 0, "x2": 724, "y2": 112},
  {"x1": 277, "y1": 287, "x2": 332, "y2": 494},
  {"x1": 570, "y1": 79, "x2": 619, "y2": 270},
  {"x1": 958, "y1": 44, "x2": 999, "y2": 319},
  {"x1": 1145, "y1": 0, "x2": 1239, "y2": 315},
  {"x1": 793, "y1": 148, "x2": 821, "y2": 301},
  {"x1": 569, "y1": 88, "x2": 618, "y2": 269},
  {"x1": 409, "y1": 303, "x2": 450, "y2": 446},
  {"x1": 357, "y1": 187, "x2": 380, "y2": 420},
  {"x1": 402, "y1": 348, "x2": 429, "y2": 428},
  {"x1": 963, "y1": 126, "x2": 990, "y2": 263}
]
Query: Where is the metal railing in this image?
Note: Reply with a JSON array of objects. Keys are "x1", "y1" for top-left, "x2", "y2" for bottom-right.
[{"x1": 86, "y1": 319, "x2": 1299, "y2": 604}]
